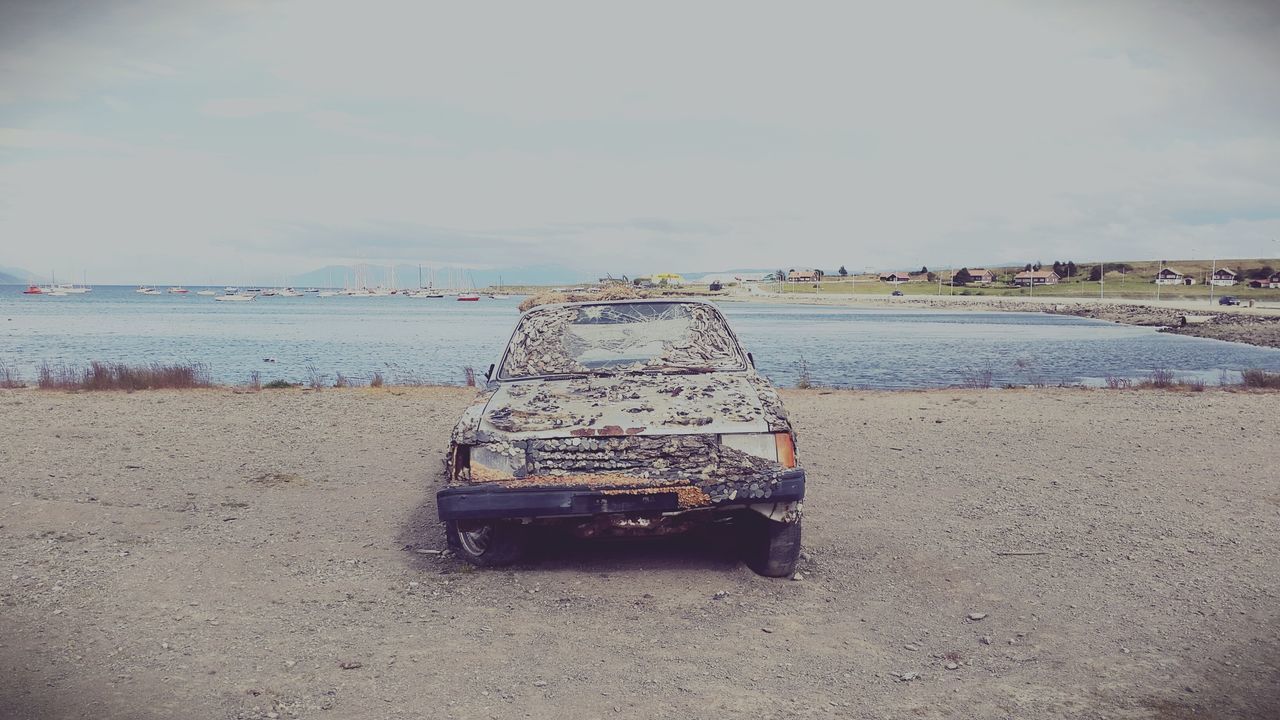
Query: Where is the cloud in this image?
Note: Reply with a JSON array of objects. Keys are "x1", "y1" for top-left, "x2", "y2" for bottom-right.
[
  {"x1": 1, "y1": 0, "x2": 1279, "y2": 282},
  {"x1": 0, "y1": 127, "x2": 127, "y2": 151},
  {"x1": 200, "y1": 97, "x2": 305, "y2": 118}
]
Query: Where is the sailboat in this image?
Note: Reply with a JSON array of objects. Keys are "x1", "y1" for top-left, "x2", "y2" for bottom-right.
[
  {"x1": 456, "y1": 271, "x2": 480, "y2": 301},
  {"x1": 408, "y1": 265, "x2": 444, "y2": 298},
  {"x1": 41, "y1": 271, "x2": 68, "y2": 295},
  {"x1": 489, "y1": 274, "x2": 510, "y2": 299}
]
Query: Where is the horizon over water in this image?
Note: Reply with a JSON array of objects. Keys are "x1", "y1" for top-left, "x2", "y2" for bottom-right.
[{"x1": 2, "y1": 285, "x2": 1279, "y2": 389}]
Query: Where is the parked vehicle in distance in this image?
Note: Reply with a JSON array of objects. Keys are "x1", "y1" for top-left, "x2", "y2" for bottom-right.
[
  {"x1": 1218, "y1": 296, "x2": 1240, "y2": 306},
  {"x1": 891, "y1": 289, "x2": 904, "y2": 296},
  {"x1": 436, "y1": 299, "x2": 805, "y2": 576}
]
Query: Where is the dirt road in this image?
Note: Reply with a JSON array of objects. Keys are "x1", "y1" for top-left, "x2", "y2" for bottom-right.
[{"x1": 1, "y1": 387, "x2": 1277, "y2": 719}]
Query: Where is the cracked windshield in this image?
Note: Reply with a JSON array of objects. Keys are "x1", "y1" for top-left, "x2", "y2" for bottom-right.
[{"x1": 500, "y1": 302, "x2": 744, "y2": 378}]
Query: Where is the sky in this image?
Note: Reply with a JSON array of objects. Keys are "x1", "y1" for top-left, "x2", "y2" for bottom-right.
[{"x1": 2, "y1": 0, "x2": 1279, "y2": 284}]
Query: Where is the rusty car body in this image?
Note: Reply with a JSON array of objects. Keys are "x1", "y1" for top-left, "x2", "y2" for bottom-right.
[{"x1": 436, "y1": 299, "x2": 804, "y2": 576}]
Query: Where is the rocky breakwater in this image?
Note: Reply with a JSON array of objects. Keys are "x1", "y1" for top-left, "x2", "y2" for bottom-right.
[{"x1": 1044, "y1": 302, "x2": 1280, "y2": 350}]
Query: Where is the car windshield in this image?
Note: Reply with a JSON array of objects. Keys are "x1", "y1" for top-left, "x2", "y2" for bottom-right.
[{"x1": 499, "y1": 302, "x2": 745, "y2": 378}]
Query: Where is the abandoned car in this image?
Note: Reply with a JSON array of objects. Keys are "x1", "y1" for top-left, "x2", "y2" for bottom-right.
[{"x1": 436, "y1": 299, "x2": 805, "y2": 576}]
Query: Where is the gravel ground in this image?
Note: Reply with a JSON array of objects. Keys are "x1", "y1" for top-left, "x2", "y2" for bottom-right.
[{"x1": 1, "y1": 386, "x2": 1277, "y2": 719}]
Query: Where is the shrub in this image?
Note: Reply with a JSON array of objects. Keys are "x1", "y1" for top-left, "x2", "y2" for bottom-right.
[
  {"x1": 36, "y1": 361, "x2": 212, "y2": 390},
  {"x1": 1144, "y1": 368, "x2": 1175, "y2": 389},
  {"x1": 959, "y1": 368, "x2": 993, "y2": 389},
  {"x1": 264, "y1": 379, "x2": 294, "y2": 389},
  {"x1": 463, "y1": 366, "x2": 476, "y2": 387},
  {"x1": 333, "y1": 372, "x2": 351, "y2": 388},
  {"x1": 794, "y1": 355, "x2": 813, "y2": 389},
  {"x1": 0, "y1": 362, "x2": 24, "y2": 389},
  {"x1": 305, "y1": 363, "x2": 324, "y2": 390},
  {"x1": 1104, "y1": 375, "x2": 1133, "y2": 390},
  {"x1": 1241, "y1": 368, "x2": 1280, "y2": 389},
  {"x1": 248, "y1": 371, "x2": 261, "y2": 391},
  {"x1": 370, "y1": 371, "x2": 385, "y2": 388}
]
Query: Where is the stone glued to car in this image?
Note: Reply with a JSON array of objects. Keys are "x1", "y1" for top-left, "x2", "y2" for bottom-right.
[{"x1": 437, "y1": 299, "x2": 805, "y2": 577}]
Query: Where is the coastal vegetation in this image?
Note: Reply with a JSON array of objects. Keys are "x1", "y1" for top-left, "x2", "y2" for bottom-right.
[
  {"x1": 36, "y1": 361, "x2": 212, "y2": 391},
  {"x1": 2, "y1": 359, "x2": 1276, "y2": 393}
]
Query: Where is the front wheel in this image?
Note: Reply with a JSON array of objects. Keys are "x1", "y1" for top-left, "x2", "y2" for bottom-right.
[
  {"x1": 742, "y1": 516, "x2": 802, "y2": 577},
  {"x1": 445, "y1": 520, "x2": 526, "y2": 567}
]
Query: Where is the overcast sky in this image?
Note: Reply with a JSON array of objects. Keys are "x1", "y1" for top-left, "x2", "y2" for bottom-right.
[{"x1": 2, "y1": 0, "x2": 1279, "y2": 283}]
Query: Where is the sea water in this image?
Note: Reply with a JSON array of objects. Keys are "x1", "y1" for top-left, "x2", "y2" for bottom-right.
[{"x1": 2, "y1": 286, "x2": 1278, "y2": 389}]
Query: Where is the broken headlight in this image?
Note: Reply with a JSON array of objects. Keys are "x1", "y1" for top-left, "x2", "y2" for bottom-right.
[
  {"x1": 720, "y1": 433, "x2": 797, "y2": 468},
  {"x1": 467, "y1": 442, "x2": 528, "y2": 480}
]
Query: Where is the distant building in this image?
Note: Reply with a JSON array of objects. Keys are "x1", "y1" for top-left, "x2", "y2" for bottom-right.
[
  {"x1": 787, "y1": 269, "x2": 824, "y2": 283},
  {"x1": 652, "y1": 273, "x2": 686, "y2": 285},
  {"x1": 1154, "y1": 268, "x2": 1188, "y2": 285},
  {"x1": 966, "y1": 268, "x2": 996, "y2": 284},
  {"x1": 1012, "y1": 270, "x2": 1060, "y2": 287},
  {"x1": 878, "y1": 272, "x2": 911, "y2": 284},
  {"x1": 1248, "y1": 271, "x2": 1280, "y2": 289},
  {"x1": 1210, "y1": 268, "x2": 1239, "y2": 287}
]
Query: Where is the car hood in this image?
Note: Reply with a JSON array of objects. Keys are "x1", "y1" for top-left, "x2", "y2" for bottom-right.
[{"x1": 476, "y1": 371, "x2": 786, "y2": 440}]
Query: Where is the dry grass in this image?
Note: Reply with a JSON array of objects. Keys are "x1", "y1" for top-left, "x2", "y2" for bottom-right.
[
  {"x1": 38, "y1": 361, "x2": 212, "y2": 391},
  {"x1": 0, "y1": 362, "x2": 25, "y2": 388},
  {"x1": 1241, "y1": 369, "x2": 1280, "y2": 389}
]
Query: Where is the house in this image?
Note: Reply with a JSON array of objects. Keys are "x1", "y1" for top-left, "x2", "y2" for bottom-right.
[
  {"x1": 1154, "y1": 268, "x2": 1187, "y2": 285},
  {"x1": 878, "y1": 272, "x2": 911, "y2": 284},
  {"x1": 966, "y1": 268, "x2": 996, "y2": 284},
  {"x1": 1210, "y1": 268, "x2": 1238, "y2": 287},
  {"x1": 1251, "y1": 272, "x2": 1280, "y2": 289},
  {"x1": 787, "y1": 268, "x2": 824, "y2": 283},
  {"x1": 1012, "y1": 270, "x2": 1060, "y2": 287}
]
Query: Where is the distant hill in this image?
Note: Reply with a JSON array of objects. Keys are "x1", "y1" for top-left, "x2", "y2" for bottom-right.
[
  {"x1": 289, "y1": 264, "x2": 593, "y2": 289},
  {"x1": 0, "y1": 266, "x2": 38, "y2": 284}
]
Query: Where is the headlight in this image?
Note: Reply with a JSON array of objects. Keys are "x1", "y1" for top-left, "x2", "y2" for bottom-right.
[
  {"x1": 721, "y1": 433, "x2": 797, "y2": 468},
  {"x1": 468, "y1": 442, "x2": 527, "y2": 481}
]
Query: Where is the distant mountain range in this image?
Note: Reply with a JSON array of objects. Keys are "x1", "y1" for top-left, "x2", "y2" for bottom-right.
[
  {"x1": 288, "y1": 264, "x2": 594, "y2": 289},
  {"x1": 0, "y1": 266, "x2": 38, "y2": 284}
]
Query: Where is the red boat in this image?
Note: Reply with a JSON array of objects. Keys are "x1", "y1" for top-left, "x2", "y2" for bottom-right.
[
  {"x1": 22, "y1": 285, "x2": 42, "y2": 294},
  {"x1": 456, "y1": 293, "x2": 480, "y2": 301}
]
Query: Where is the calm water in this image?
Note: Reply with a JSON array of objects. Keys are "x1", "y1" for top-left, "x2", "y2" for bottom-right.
[{"x1": 2, "y1": 285, "x2": 1278, "y2": 389}]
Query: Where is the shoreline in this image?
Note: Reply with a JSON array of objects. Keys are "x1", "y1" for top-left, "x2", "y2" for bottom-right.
[{"x1": 716, "y1": 289, "x2": 1280, "y2": 350}]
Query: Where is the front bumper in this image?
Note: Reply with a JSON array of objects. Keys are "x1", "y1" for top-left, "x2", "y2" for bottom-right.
[{"x1": 436, "y1": 470, "x2": 805, "y2": 521}]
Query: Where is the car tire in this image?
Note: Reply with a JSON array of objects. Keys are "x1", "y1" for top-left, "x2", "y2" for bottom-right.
[
  {"x1": 445, "y1": 520, "x2": 526, "y2": 567},
  {"x1": 742, "y1": 515, "x2": 801, "y2": 578}
]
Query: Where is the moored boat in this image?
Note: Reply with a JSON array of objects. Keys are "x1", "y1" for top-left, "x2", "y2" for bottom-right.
[
  {"x1": 22, "y1": 285, "x2": 42, "y2": 294},
  {"x1": 168, "y1": 286, "x2": 190, "y2": 294},
  {"x1": 456, "y1": 292, "x2": 480, "y2": 301},
  {"x1": 213, "y1": 293, "x2": 256, "y2": 302}
]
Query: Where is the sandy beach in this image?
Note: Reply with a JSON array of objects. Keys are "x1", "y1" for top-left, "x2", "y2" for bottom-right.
[{"x1": 2, "y1": 386, "x2": 1277, "y2": 719}]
